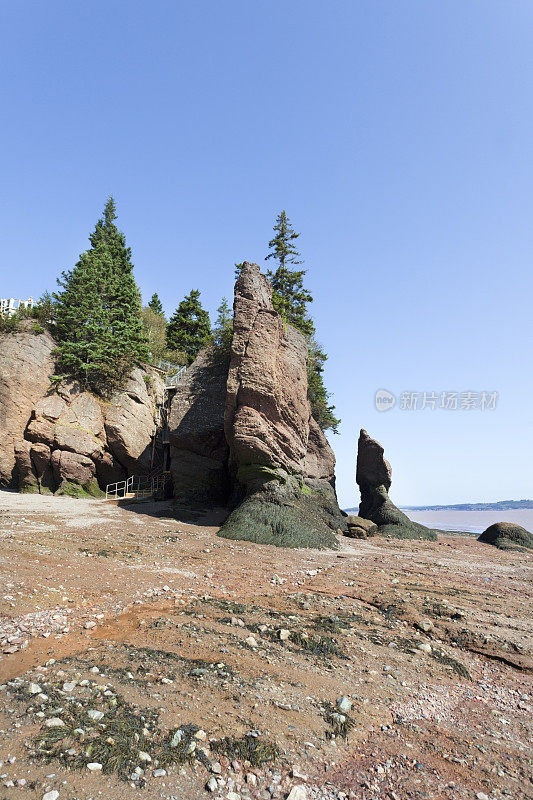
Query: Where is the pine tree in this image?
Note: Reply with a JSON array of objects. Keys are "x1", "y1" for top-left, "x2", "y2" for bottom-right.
[
  {"x1": 53, "y1": 197, "x2": 148, "y2": 395},
  {"x1": 307, "y1": 340, "x2": 340, "y2": 434},
  {"x1": 148, "y1": 292, "x2": 165, "y2": 317},
  {"x1": 32, "y1": 291, "x2": 55, "y2": 325},
  {"x1": 265, "y1": 210, "x2": 340, "y2": 432},
  {"x1": 166, "y1": 289, "x2": 211, "y2": 364},
  {"x1": 265, "y1": 211, "x2": 314, "y2": 337},
  {"x1": 212, "y1": 297, "x2": 233, "y2": 352}
]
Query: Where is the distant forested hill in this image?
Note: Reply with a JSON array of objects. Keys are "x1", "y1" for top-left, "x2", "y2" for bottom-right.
[{"x1": 344, "y1": 500, "x2": 533, "y2": 513}]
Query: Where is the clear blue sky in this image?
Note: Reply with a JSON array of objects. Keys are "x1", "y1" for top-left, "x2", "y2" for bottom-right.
[{"x1": 1, "y1": 1, "x2": 532, "y2": 508}]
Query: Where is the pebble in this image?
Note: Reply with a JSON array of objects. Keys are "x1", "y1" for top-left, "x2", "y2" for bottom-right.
[
  {"x1": 227, "y1": 793, "x2": 241, "y2": 800},
  {"x1": 42, "y1": 792, "x2": 59, "y2": 800},
  {"x1": 206, "y1": 777, "x2": 218, "y2": 792},
  {"x1": 245, "y1": 635, "x2": 259, "y2": 647},
  {"x1": 153, "y1": 768, "x2": 166, "y2": 777},
  {"x1": 287, "y1": 786, "x2": 307, "y2": 800},
  {"x1": 336, "y1": 696, "x2": 352, "y2": 713},
  {"x1": 170, "y1": 730, "x2": 183, "y2": 747},
  {"x1": 87, "y1": 762, "x2": 102, "y2": 771},
  {"x1": 87, "y1": 709, "x2": 104, "y2": 721},
  {"x1": 45, "y1": 717, "x2": 65, "y2": 728},
  {"x1": 418, "y1": 643, "x2": 432, "y2": 654},
  {"x1": 279, "y1": 629, "x2": 291, "y2": 641},
  {"x1": 138, "y1": 751, "x2": 151, "y2": 762},
  {"x1": 330, "y1": 712, "x2": 346, "y2": 725},
  {"x1": 476, "y1": 794, "x2": 490, "y2": 800},
  {"x1": 84, "y1": 620, "x2": 97, "y2": 629},
  {"x1": 211, "y1": 762, "x2": 222, "y2": 774},
  {"x1": 291, "y1": 766, "x2": 307, "y2": 780},
  {"x1": 62, "y1": 682, "x2": 76, "y2": 692},
  {"x1": 29, "y1": 682, "x2": 42, "y2": 694}
]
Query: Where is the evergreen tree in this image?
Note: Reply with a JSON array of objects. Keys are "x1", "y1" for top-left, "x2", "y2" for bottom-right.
[
  {"x1": 212, "y1": 297, "x2": 233, "y2": 352},
  {"x1": 265, "y1": 211, "x2": 314, "y2": 337},
  {"x1": 53, "y1": 197, "x2": 148, "y2": 395},
  {"x1": 148, "y1": 292, "x2": 165, "y2": 317},
  {"x1": 307, "y1": 340, "x2": 340, "y2": 434},
  {"x1": 32, "y1": 291, "x2": 55, "y2": 325},
  {"x1": 166, "y1": 289, "x2": 211, "y2": 364},
  {"x1": 265, "y1": 210, "x2": 340, "y2": 432}
]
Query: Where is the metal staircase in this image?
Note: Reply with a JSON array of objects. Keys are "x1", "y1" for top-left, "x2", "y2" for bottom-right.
[
  {"x1": 105, "y1": 468, "x2": 171, "y2": 501},
  {"x1": 151, "y1": 359, "x2": 187, "y2": 388}
]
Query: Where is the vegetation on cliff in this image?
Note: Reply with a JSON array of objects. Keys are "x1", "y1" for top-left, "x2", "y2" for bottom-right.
[
  {"x1": 2, "y1": 203, "x2": 338, "y2": 434},
  {"x1": 53, "y1": 198, "x2": 148, "y2": 395},
  {"x1": 265, "y1": 211, "x2": 340, "y2": 433},
  {"x1": 166, "y1": 289, "x2": 211, "y2": 365},
  {"x1": 147, "y1": 292, "x2": 165, "y2": 316},
  {"x1": 212, "y1": 297, "x2": 233, "y2": 354}
]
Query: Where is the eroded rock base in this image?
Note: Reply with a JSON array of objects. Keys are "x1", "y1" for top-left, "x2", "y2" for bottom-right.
[{"x1": 218, "y1": 468, "x2": 343, "y2": 550}]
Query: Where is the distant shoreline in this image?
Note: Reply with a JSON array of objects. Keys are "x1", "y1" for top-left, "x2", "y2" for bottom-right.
[{"x1": 344, "y1": 499, "x2": 533, "y2": 513}]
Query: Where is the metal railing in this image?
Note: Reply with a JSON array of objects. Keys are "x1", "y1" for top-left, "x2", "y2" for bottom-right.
[
  {"x1": 165, "y1": 365, "x2": 187, "y2": 387},
  {"x1": 152, "y1": 358, "x2": 183, "y2": 373},
  {"x1": 105, "y1": 470, "x2": 170, "y2": 500},
  {"x1": 105, "y1": 475, "x2": 134, "y2": 500}
]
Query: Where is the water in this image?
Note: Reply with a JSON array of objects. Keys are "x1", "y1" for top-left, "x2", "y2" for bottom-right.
[{"x1": 402, "y1": 508, "x2": 533, "y2": 535}]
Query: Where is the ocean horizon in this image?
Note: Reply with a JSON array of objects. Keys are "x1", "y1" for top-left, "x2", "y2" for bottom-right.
[
  {"x1": 399, "y1": 508, "x2": 533, "y2": 534},
  {"x1": 344, "y1": 507, "x2": 533, "y2": 534}
]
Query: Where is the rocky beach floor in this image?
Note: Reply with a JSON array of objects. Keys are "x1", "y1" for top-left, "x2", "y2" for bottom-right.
[{"x1": 0, "y1": 492, "x2": 531, "y2": 800}]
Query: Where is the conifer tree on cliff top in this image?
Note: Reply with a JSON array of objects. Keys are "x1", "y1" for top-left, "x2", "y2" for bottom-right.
[
  {"x1": 265, "y1": 211, "x2": 314, "y2": 338},
  {"x1": 53, "y1": 197, "x2": 148, "y2": 395},
  {"x1": 148, "y1": 292, "x2": 165, "y2": 317},
  {"x1": 265, "y1": 210, "x2": 340, "y2": 433},
  {"x1": 166, "y1": 289, "x2": 211, "y2": 365}
]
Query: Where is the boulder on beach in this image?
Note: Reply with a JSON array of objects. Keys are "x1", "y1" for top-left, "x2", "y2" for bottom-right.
[
  {"x1": 344, "y1": 515, "x2": 378, "y2": 539},
  {"x1": 356, "y1": 429, "x2": 436, "y2": 541},
  {"x1": 478, "y1": 522, "x2": 533, "y2": 551}
]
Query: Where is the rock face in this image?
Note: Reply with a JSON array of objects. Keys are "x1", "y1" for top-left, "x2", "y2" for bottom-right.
[
  {"x1": 104, "y1": 368, "x2": 165, "y2": 476},
  {"x1": 168, "y1": 346, "x2": 230, "y2": 507},
  {"x1": 224, "y1": 264, "x2": 310, "y2": 473},
  {"x1": 0, "y1": 326, "x2": 164, "y2": 496},
  {"x1": 0, "y1": 324, "x2": 56, "y2": 487},
  {"x1": 217, "y1": 262, "x2": 343, "y2": 549},
  {"x1": 51, "y1": 449, "x2": 99, "y2": 496},
  {"x1": 356, "y1": 429, "x2": 436, "y2": 540},
  {"x1": 478, "y1": 522, "x2": 533, "y2": 551}
]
